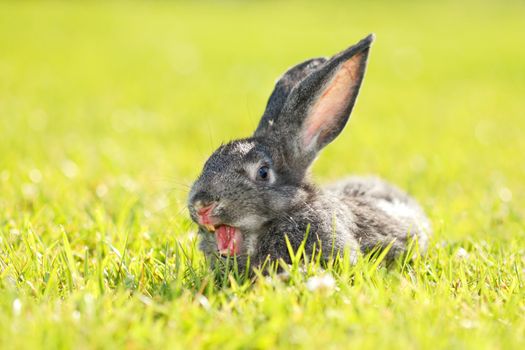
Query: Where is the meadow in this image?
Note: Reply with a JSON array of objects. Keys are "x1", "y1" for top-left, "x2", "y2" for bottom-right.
[{"x1": 0, "y1": 1, "x2": 524, "y2": 348}]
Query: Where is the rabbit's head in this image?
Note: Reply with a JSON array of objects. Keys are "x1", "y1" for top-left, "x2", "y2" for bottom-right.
[{"x1": 188, "y1": 35, "x2": 373, "y2": 258}]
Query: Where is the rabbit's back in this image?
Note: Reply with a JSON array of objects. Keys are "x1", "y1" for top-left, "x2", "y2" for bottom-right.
[{"x1": 325, "y1": 176, "x2": 431, "y2": 255}]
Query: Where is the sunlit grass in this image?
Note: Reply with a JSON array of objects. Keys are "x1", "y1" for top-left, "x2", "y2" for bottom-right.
[{"x1": 0, "y1": 1, "x2": 524, "y2": 349}]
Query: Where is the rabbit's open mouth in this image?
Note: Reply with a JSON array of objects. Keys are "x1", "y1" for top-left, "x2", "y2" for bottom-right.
[{"x1": 210, "y1": 225, "x2": 243, "y2": 256}]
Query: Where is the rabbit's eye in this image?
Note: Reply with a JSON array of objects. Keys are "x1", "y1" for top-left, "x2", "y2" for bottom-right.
[{"x1": 256, "y1": 166, "x2": 270, "y2": 181}]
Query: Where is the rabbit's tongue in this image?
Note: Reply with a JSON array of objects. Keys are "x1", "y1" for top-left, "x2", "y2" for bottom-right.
[{"x1": 215, "y1": 225, "x2": 243, "y2": 256}]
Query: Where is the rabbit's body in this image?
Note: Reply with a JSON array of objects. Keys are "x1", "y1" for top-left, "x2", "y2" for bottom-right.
[
  {"x1": 220, "y1": 176, "x2": 430, "y2": 268},
  {"x1": 188, "y1": 35, "x2": 431, "y2": 271},
  {"x1": 325, "y1": 176, "x2": 430, "y2": 254}
]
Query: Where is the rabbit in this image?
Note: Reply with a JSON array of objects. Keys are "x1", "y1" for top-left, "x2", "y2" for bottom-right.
[{"x1": 187, "y1": 34, "x2": 431, "y2": 272}]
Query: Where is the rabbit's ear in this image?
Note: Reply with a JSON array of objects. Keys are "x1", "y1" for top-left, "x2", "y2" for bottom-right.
[
  {"x1": 276, "y1": 35, "x2": 373, "y2": 169},
  {"x1": 254, "y1": 57, "x2": 327, "y2": 137}
]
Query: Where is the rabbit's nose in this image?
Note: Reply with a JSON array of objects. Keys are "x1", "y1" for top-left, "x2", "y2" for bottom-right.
[
  {"x1": 196, "y1": 203, "x2": 215, "y2": 217},
  {"x1": 195, "y1": 201, "x2": 218, "y2": 227},
  {"x1": 191, "y1": 190, "x2": 215, "y2": 207}
]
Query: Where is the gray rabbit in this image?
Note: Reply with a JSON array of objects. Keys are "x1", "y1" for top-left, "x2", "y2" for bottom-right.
[{"x1": 188, "y1": 34, "x2": 431, "y2": 271}]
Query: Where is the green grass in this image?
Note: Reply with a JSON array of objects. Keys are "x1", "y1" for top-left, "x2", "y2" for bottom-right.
[{"x1": 1, "y1": 1, "x2": 524, "y2": 348}]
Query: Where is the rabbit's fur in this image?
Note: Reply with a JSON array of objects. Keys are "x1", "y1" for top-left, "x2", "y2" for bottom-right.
[{"x1": 188, "y1": 35, "x2": 431, "y2": 271}]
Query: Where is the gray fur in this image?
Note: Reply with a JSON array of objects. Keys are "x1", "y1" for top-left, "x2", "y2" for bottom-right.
[
  {"x1": 188, "y1": 34, "x2": 431, "y2": 272},
  {"x1": 255, "y1": 57, "x2": 327, "y2": 137}
]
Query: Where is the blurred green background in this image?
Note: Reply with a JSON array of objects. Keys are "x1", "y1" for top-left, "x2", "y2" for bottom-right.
[
  {"x1": 0, "y1": 1, "x2": 524, "y2": 348},
  {"x1": 1, "y1": 1, "x2": 524, "y2": 242},
  {"x1": 1, "y1": 1, "x2": 524, "y2": 236}
]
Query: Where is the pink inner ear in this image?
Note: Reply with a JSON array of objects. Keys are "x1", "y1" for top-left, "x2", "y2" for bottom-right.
[{"x1": 303, "y1": 52, "x2": 364, "y2": 148}]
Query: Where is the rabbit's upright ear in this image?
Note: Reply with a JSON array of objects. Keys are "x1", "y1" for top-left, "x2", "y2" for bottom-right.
[
  {"x1": 272, "y1": 35, "x2": 373, "y2": 171},
  {"x1": 254, "y1": 57, "x2": 327, "y2": 137}
]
